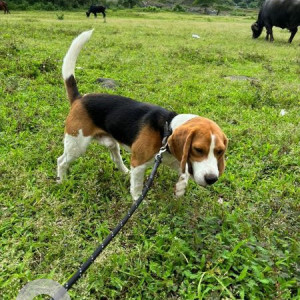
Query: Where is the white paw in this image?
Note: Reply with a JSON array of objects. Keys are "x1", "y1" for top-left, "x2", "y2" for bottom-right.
[
  {"x1": 175, "y1": 184, "x2": 186, "y2": 197},
  {"x1": 56, "y1": 177, "x2": 63, "y2": 184},
  {"x1": 121, "y1": 166, "x2": 129, "y2": 174},
  {"x1": 131, "y1": 192, "x2": 140, "y2": 201},
  {"x1": 175, "y1": 174, "x2": 188, "y2": 197},
  {"x1": 130, "y1": 187, "x2": 142, "y2": 201}
]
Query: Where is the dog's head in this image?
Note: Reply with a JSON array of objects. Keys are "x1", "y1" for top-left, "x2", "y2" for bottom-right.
[{"x1": 168, "y1": 117, "x2": 228, "y2": 186}]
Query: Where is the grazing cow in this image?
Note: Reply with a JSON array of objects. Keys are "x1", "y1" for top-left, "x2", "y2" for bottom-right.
[
  {"x1": 86, "y1": 5, "x2": 106, "y2": 22},
  {"x1": 251, "y1": 0, "x2": 300, "y2": 43},
  {"x1": 0, "y1": 1, "x2": 10, "y2": 14}
]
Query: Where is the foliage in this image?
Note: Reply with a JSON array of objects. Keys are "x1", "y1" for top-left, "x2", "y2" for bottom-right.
[
  {"x1": 172, "y1": 4, "x2": 186, "y2": 12},
  {"x1": 7, "y1": 0, "x2": 141, "y2": 10},
  {"x1": 7, "y1": 0, "x2": 261, "y2": 10},
  {"x1": 56, "y1": 13, "x2": 64, "y2": 20},
  {"x1": 194, "y1": 0, "x2": 235, "y2": 8},
  {"x1": 118, "y1": 0, "x2": 140, "y2": 8},
  {"x1": 142, "y1": 6, "x2": 161, "y2": 12},
  {"x1": 0, "y1": 10, "x2": 299, "y2": 300}
]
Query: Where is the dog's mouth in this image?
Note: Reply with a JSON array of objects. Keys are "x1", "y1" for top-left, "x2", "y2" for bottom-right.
[{"x1": 187, "y1": 161, "x2": 210, "y2": 187}]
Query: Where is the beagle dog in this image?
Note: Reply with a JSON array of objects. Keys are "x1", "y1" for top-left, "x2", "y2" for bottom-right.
[{"x1": 57, "y1": 30, "x2": 228, "y2": 200}]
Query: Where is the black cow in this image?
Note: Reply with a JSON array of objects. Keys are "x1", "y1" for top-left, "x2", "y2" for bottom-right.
[
  {"x1": 86, "y1": 5, "x2": 106, "y2": 22},
  {"x1": 0, "y1": 1, "x2": 10, "y2": 14},
  {"x1": 251, "y1": 0, "x2": 300, "y2": 43}
]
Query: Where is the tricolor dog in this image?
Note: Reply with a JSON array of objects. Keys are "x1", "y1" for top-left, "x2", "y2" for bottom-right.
[{"x1": 57, "y1": 30, "x2": 228, "y2": 200}]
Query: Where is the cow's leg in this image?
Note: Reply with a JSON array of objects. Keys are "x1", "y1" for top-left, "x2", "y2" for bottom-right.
[
  {"x1": 288, "y1": 28, "x2": 298, "y2": 43},
  {"x1": 265, "y1": 28, "x2": 269, "y2": 41},
  {"x1": 265, "y1": 25, "x2": 273, "y2": 42},
  {"x1": 94, "y1": 12, "x2": 97, "y2": 18},
  {"x1": 269, "y1": 27, "x2": 274, "y2": 42},
  {"x1": 270, "y1": 30, "x2": 274, "y2": 42},
  {"x1": 102, "y1": 11, "x2": 106, "y2": 23}
]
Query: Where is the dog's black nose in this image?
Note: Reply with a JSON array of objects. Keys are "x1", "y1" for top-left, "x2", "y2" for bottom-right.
[{"x1": 205, "y1": 174, "x2": 218, "y2": 185}]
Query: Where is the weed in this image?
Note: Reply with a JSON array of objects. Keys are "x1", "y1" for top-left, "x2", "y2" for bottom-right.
[
  {"x1": 38, "y1": 57, "x2": 58, "y2": 73},
  {"x1": 56, "y1": 13, "x2": 64, "y2": 20}
]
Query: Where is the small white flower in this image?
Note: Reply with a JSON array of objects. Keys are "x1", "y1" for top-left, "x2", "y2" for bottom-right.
[
  {"x1": 217, "y1": 197, "x2": 224, "y2": 204},
  {"x1": 280, "y1": 109, "x2": 287, "y2": 116},
  {"x1": 192, "y1": 34, "x2": 200, "y2": 39}
]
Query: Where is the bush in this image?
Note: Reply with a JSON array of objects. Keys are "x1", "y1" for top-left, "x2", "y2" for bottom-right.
[
  {"x1": 142, "y1": 6, "x2": 161, "y2": 12},
  {"x1": 172, "y1": 4, "x2": 185, "y2": 12},
  {"x1": 230, "y1": 8, "x2": 247, "y2": 15},
  {"x1": 15, "y1": 0, "x2": 29, "y2": 11},
  {"x1": 56, "y1": 13, "x2": 64, "y2": 20}
]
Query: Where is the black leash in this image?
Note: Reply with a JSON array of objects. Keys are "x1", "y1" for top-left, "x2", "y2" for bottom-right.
[{"x1": 52, "y1": 123, "x2": 171, "y2": 300}]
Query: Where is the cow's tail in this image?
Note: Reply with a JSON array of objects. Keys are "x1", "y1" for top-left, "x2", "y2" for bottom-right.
[{"x1": 62, "y1": 29, "x2": 94, "y2": 104}]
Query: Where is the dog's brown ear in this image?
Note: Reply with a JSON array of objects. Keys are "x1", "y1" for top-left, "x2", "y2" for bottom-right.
[
  {"x1": 168, "y1": 127, "x2": 195, "y2": 173},
  {"x1": 218, "y1": 134, "x2": 228, "y2": 175}
]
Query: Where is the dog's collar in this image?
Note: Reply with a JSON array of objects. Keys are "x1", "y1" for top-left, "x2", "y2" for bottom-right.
[
  {"x1": 162, "y1": 122, "x2": 172, "y2": 151},
  {"x1": 160, "y1": 121, "x2": 172, "y2": 154}
]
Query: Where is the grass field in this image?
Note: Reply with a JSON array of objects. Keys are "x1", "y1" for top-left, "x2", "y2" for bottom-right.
[{"x1": 0, "y1": 10, "x2": 299, "y2": 300}]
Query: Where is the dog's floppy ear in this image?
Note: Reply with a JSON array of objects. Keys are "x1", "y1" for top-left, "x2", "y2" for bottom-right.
[
  {"x1": 218, "y1": 134, "x2": 228, "y2": 175},
  {"x1": 168, "y1": 127, "x2": 195, "y2": 173}
]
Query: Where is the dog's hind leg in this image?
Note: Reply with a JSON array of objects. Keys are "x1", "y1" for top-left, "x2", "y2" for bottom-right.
[
  {"x1": 57, "y1": 130, "x2": 92, "y2": 183},
  {"x1": 97, "y1": 136, "x2": 129, "y2": 174}
]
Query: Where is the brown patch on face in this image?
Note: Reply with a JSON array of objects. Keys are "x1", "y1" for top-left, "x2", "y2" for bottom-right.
[
  {"x1": 130, "y1": 126, "x2": 162, "y2": 167},
  {"x1": 168, "y1": 127, "x2": 195, "y2": 173},
  {"x1": 168, "y1": 117, "x2": 227, "y2": 173},
  {"x1": 65, "y1": 100, "x2": 107, "y2": 137},
  {"x1": 216, "y1": 134, "x2": 228, "y2": 175}
]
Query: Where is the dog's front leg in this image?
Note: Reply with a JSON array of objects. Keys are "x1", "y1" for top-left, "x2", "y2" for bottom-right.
[
  {"x1": 130, "y1": 164, "x2": 147, "y2": 200},
  {"x1": 175, "y1": 166, "x2": 189, "y2": 197}
]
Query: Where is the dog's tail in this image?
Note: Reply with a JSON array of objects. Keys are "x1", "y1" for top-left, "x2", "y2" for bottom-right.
[{"x1": 62, "y1": 29, "x2": 94, "y2": 104}]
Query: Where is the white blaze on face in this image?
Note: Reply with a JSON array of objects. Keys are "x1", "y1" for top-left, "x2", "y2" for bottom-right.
[{"x1": 192, "y1": 134, "x2": 219, "y2": 186}]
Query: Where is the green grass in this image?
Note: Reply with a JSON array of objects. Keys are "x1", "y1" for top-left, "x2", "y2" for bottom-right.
[{"x1": 0, "y1": 10, "x2": 299, "y2": 300}]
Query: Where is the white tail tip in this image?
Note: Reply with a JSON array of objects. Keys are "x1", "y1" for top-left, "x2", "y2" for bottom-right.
[{"x1": 62, "y1": 29, "x2": 94, "y2": 80}]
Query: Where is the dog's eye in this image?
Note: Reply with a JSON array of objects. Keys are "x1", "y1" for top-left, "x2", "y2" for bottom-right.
[
  {"x1": 195, "y1": 148, "x2": 204, "y2": 155},
  {"x1": 216, "y1": 149, "x2": 224, "y2": 156}
]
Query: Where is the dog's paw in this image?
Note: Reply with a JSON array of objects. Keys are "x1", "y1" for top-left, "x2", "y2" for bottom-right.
[
  {"x1": 174, "y1": 174, "x2": 187, "y2": 197},
  {"x1": 130, "y1": 186, "x2": 142, "y2": 201},
  {"x1": 175, "y1": 184, "x2": 185, "y2": 198},
  {"x1": 131, "y1": 193, "x2": 140, "y2": 201},
  {"x1": 56, "y1": 177, "x2": 63, "y2": 184},
  {"x1": 121, "y1": 166, "x2": 129, "y2": 174}
]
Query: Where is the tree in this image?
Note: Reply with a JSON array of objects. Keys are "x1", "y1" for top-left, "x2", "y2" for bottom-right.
[
  {"x1": 119, "y1": 0, "x2": 141, "y2": 8},
  {"x1": 194, "y1": 0, "x2": 235, "y2": 7}
]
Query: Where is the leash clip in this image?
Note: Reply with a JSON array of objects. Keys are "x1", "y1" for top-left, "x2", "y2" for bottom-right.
[
  {"x1": 155, "y1": 121, "x2": 171, "y2": 161},
  {"x1": 155, "y1": 144, "x2": 167, "y2": 161}
]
